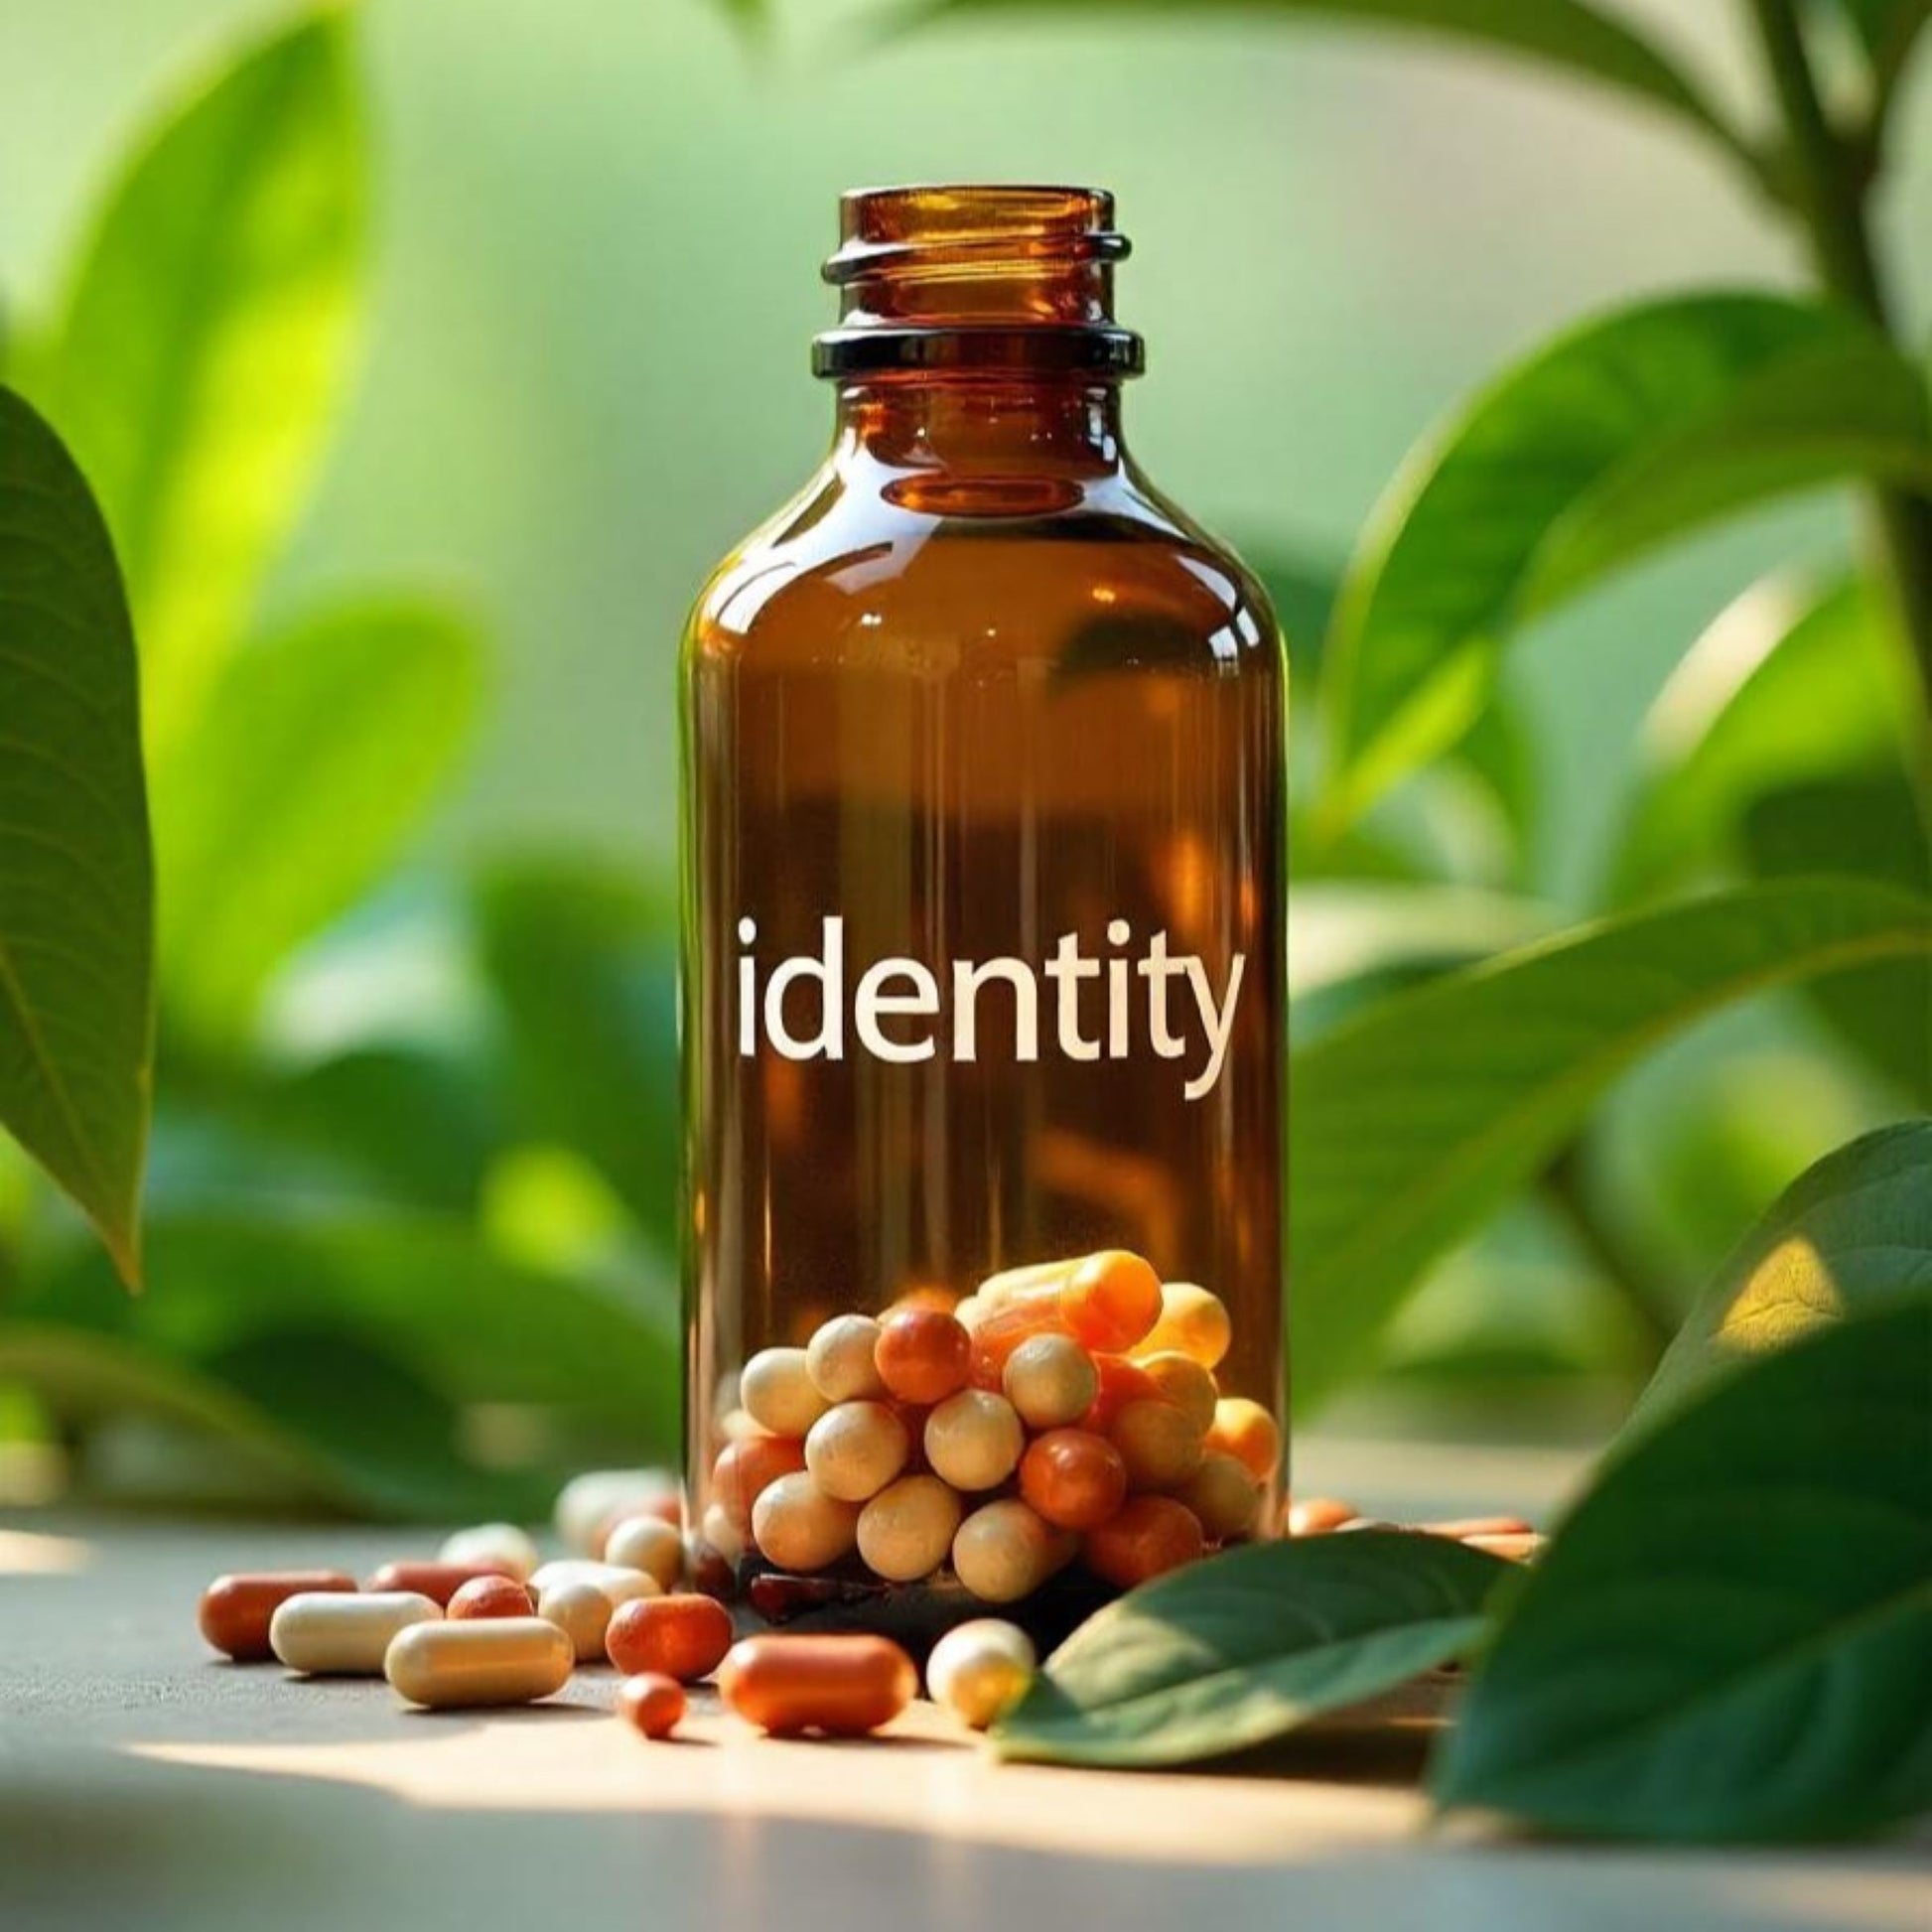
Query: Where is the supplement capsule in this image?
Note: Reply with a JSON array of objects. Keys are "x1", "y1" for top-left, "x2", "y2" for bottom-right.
[
  {"x1": 1204, "y1": 1396, "x2": 1281, "y2": 1484},
  {"x1": 1286, "y1": 1495, "x2": 1357, "y2": 1537},
  {"x1": 874, "y1": 1309, "x2": 973, "y2": 1405},
  {"x1": 741, "y1": 1346, "x2": 833, "y2": 1437},
  {"x1": 977, "y1": 1257, "x2": 1081, "y2": 1308},
  {"x1": 1133, "y1": 1282, "x2": 1232, "y2": 1369},
  {"x1": 528, "y1": 1560, "x2": 662, "y2": 1604},
  {"x1": 700, "y1": 1500, "x2": 747, "y2": 1566},
  {"x1": 448, "y1": 1575, "x2": 535, "y2": 1621},
  {"x1": 1060, "y1": 1250, "x2": 1164, "y2": 1354},
  {"x1": 385, "y1": 1616, "x2": 576, "y2": 1709},
  {"x1": 925, "y1": 1618, "x2": 1035, "y2": 1730},
  {"x1": 712, "y1": 1435, "x2": 808, "y2": 1535},
  {"x1": 1080, "y1": 1357, "x2": 1170, "y2": 1434},
  {"x1": 1001, "y1": 1332, "x2": 1098, "y2": 1430},
  {"x1": 966, "y1": 1293, "x2": 1071, "y2": 1387},
  {"x1": 805, "y1": 1313, "x2": 888, "y2": 1403},
  {"x1": 1463, "y1": 1531, "x2": 1547, "y2": 1564},
  {"x1": 367, "y1": 1560, "x2": 516, "y2": 1606},
  {"x1": 1018, "y1": 1428, "x2": 1128, "y2": 1532},
  {"x1": 856, "y1": 1473, "x2": 963, "y2": 1583},
  {"x1": 1421, "y1": 1515, "x2": 1534, "y2": 1540},
  {"x1": 1175, "y1": 1452, "x2": 1261, "y2": 1541},
  {"x1": 804, "y1": 1401, "x2": 911, "y2": 1502},
  {"x1": 1084, "y1": 1495, "x2": 1205, "y2": 1589},
  {"x1": 1111, "y1": 1398, "x2": 1205, "y2": 1491},
  {"x1": 554, "y1": 1467, "x2": 677, "y2": 1555},
  {"x1": 602, "y1": 1513, "x2": 686, "y2": 1589},
  {"x1": 270, "y1": 1590, "x2": 442, "y2": 1676},
  {"x1": 952, "y1": 1499, "x2": 1075, "y2": 1604},
  {"x1": 719, "y1": 1633, "x2": 916, "y2": 1736},
  {"x1": 922, "y1": 1389, "x2": 1024, "y2": 1492},
  {"x1": 438, "y1": 1522, "x2": 539, "y2": 1583},
  {"x1": 619, "y1": 1671, "x2": 687, "y2": 1739},
  {"x1": 606, "y1": 1592, "x2": 735, "y2": 1682},
  {"x1": 751, "y1": 1470, "x2": 861, "y2": 1573},
  {"x1": 1136, "y1": 1352, "x2": 1219, "y2": 1434},
  {"x1": 540, "y1": 1580, "x2": 620, "y2": 1663},
  {"x1": 199, "y1": 1571, "x2": 356, "y2": 1662}
]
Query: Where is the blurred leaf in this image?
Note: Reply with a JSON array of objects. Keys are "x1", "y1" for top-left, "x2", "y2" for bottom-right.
[
  {"x1": 1742, "y1": 774, "x2": 1932, "y2": 1102},
  {"x1": 40, "y1": 11, "x2": 363, "y2": 756},
  {"x1": 1630, "y1": 1120, "x2": 1932, "y2": 1435},
  {"x1": 473, "y1": 859, "x2": 681, "y2": 1245},
  {"x1": 905, "y1": 1, "x2": 1744, "y2": 153},
  {"x1": 1437, "y1": 1298, "x2": 1932, "y2": 1842},
  {"x1": 1290, "y1": 879, "x2": 1932, "y2": 1409},
  {"x1": 0, "y1": 387, "x2": 153, "y2": 1284},
  {"x1": 1323, "y1": 295, "x2": 1932, "y2": 823},
  {"x1": 1832, "y1": 0, "x2": 1931, "y2": 111},
  {"x1": 156, "y1": 601, "x2": 483, "y2": 1040},
  {"x1": 995, "y1": 1532, "x2": 1510, "y2": 1766}
]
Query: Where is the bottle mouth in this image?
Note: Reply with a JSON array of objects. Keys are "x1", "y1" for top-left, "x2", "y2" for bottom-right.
[{"x1": 814, "y1": 184, "x2": 1145, "y2": 380}]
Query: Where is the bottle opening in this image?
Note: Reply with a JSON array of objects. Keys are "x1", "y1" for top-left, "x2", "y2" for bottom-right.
[{"x1": 814, "y1": 184, "x2": 1144, "y2": 379}]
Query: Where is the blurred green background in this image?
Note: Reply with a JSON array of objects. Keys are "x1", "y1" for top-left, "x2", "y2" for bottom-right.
[{"x1": 1, "y1": 0, "x2": 1926, "y2": 1515}]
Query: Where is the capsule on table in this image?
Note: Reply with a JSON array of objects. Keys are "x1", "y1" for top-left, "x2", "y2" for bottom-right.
[
  {"x1": 527, "y1": 1560, "x2": 662, "y2": 1605},
  {"x1": 1420, "y1": 1515, "x2": 1534, "y2": 1541},
  {"x1": 270, "y1": 1590, "x2": 442, "y2": 1676},
  {"x1": 384, "y1": 1616, "x2": 576, "y2": 1709},
  {"x1": 1286, "y1": 1495, "x2": 1357, "y2": 1538},
  {"x1": 199, "y1": 1571, "x2": 357, "y2": 1662},
  {"x1": 719, "y1": 1633, "x2": 916, "y2": 1736},
  {"x1": 602, "y1": 1513, "x2": 686, "y2": 1589},
  {"x1": 367, "y1": 1560, "x2": 517, "y2": 1607},
  {"x1": 438, "y1": 1522, "x2": 539, "y2": 1583},
  {"x1": 925, "y1": 1618, "x2": 1036, "y2": 1730},
  {"x1": 606, "y1": 1592, "x2": 735, "y2": 1682},
  {"x1": 447, "y1": 1575, "x2": 536, "y2": 1621},
  {"x1": 554, "y1": 1466, "x2": 678, "y2": 1554},
  {"x1": 619, "y1": 1672, "x2": 687, "y2": 1739}
]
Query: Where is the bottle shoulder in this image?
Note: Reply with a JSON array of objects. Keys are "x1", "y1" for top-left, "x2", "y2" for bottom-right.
[{"x1": 685, "y1": 459, "x2": 1282, "y2": 681}]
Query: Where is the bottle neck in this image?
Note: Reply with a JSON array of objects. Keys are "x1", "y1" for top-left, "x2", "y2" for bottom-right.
[{"x1": 834, "y1": 376, "x2": 1128, "y2": 478}]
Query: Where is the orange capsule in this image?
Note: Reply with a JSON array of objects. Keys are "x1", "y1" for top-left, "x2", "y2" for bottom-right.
[
  {"x1": 874, "y1": 1309, "x2": 972, "y2": 1406},
  {"x1": 366, "y1": 1560, "x2": 516, "y2": 1607},
  {"x1": 1420, "y1": 1515, "x2": 1534, "y2": 1541},
  {"x1": 1060, "y1": 1250, "x2": 1164, "y2": 1354},
  {"x1": 967, "y1": 1292, "x2": 1071, "y2": 1388},
  {"x1": 712, "y1": 1434, "x2": 808, "y2": 1534},
  {"x1": 199, "y1": 1572, "x2": 357, "y2": 1662},
  {"x1": 605, "y1": 1592, "x2": 735, "y2": 1683},
  {"x1": 718, "y1": 1633, "x2": 917, "y2": 1737},
  {"x1": 1084, "y1": 1496, "x2": 1205, "y2": 1589},
  {"x1": 1287, "y1": 1495, "x2": 1357, "y2": 1537},
  {"x1": 1079, "y1": 1357, "x2": 1170, "y2": 1434},
  {"x1": 619, "y1": 1671, "x2": 688, "y2": 1739},
  {"x1": 447, "y1": 1575, "x2": 535, "y2": 1621},
  {"x1": 1019, "y1": 1429, "x2": 1128, "y2": 1532},
  {"x1": 1204, "y1": 1398, "x2": 1282, "y2": 1484}
]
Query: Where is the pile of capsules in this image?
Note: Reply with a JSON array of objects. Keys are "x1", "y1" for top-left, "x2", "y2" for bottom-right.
[{"x1": 699, "y1": 1250, "x2": 1281, "y2": 1601}]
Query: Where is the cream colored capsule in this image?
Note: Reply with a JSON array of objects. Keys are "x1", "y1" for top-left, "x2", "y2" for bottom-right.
[
  {"x1": 528, "y1": 1560, "x2": 661, "y2": 1603},
  {"x1": 1132, "y1": 1282, "x2": 1231, "y2": 1369},
  {"x1": 804, "y1": 1314, "x2": 887, "y2": 1403},
  {"x1": 1111, "y1": 1398, "x2": 1204, "y2": 1491},
  {"x1": 857, "y1": 1473, "x2": 962, "y2": 1583},
  {"x1": 925, "y1": 1618, "x2": 1035, "y2": 1729},
  {"x1": 976, "y1": 1257, "x2": 1080, "y2": 1308},
  {"x1": 924, "y1": 1389, "x2": 1025, "y2": 1492},
  {"x1": 700, "y1": 1501, "x2": 746, "y2": 1565},
  {"x1": 538, "y1": 1579, "x2": 622, "y2": 1662},
  {"x1": 952, "y1": 1499, "x2": 1074, "y2": 1604},
  {"x1": 741, "y1": 1347, "x2": 832, "y2": 1437},
  {"x1": 751, "y1": 1470, "x2": 860, "y2": 1572},
  {"x1": 952, "y1": 1295, "x2": 987, "y2": 1332},
  {"x1": 602, "y1": 1514, "x2": 685, "y2": 1589},
  {"x1": 438, "y1": 1522, "x2": 539, "y2": 1583},
  {"x1": 553, "y1": 1467, "x2": 676, "y2": 1555},
  {"x1": 385, "y1": 1615, "x2": 575, "y2": 1709},
  {"x1": 805, "y1": 1401, "x2": 910, "y2": 1502},
  {"x1": 1002, "y1": 1332, "x2": 1099, "y2": 1430},
  {"x1": 1136, "y1": 1352, "x2": 1219, "y2": 1435},
  {"x1": 1176, "y1": 1452, "x2": 1261, "y2": 1541},
  {"x1": 269, "y1": 1591, "x2": 441, "y2": 1676}
]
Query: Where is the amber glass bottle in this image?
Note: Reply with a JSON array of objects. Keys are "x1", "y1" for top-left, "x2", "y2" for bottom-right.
[{"x1": 681, "y1": 187, "x2": 1286, "y2": 1649}]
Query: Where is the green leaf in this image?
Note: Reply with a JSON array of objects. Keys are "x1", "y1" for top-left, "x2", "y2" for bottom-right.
[
  {"x1": 39, "y1": 12, "x2": 363, "y2": 756},
  {"x1": 1831, "y1": 0, "x2": 1931, "y2": 111},
  {"x1": 1631, "y1": 1120, "x2": 1932, "y2": 1433},
  {"x1": 154, "y1": 599, "x2": 482, "y2": 1039},
  {"x1": 473, "y1": 859, "x2": 681, "y2": 1245},
  {"x1": 1323, "y1": 295, "x2": 1932, "y2": 822},
  {"x1": 1289, "y1": 879, "x2": 1932, "y2": 1409},
  {"x1": 0, "y1": 386, "x2": 154, "y2": 1284},
  {"x1": 902, "y1": 1, "x2": 1743, "y2": 153},
  {"x1": 993, "y1": 1531, "x2": 1510, "y2": 1766},
  {"x1": 1436, "y1": 1298, "x2": 1932, "y2": 1842}
]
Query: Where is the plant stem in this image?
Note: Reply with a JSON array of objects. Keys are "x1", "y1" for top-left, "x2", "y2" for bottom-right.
[
  {"x1": 1747, "y1": 0, "x2": 1932, "y2": 746},
  {"x1": 1541, "y1": 1144, "x2": 1680, "y2": 1362}
]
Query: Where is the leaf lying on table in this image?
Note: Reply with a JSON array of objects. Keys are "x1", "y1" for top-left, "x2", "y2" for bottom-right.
[
  {"x1": 992, "y1": 1531, "x2": 1512, "y2": 1768},
  {"x1": 1628, "y1": 1119, "x2": 1932, "y2": 1436},
  {"x1": 1435, "y1": 1297, "x2": 1932, "y2": 1843}
]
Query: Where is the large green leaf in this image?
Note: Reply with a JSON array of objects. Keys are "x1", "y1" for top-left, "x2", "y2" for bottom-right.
[
  {"x1": 905, "y1": 1, "x2": 1743, "y2": 153},
  {"x1": 155, "y1": 600, "x2": 482, "y2": 1040},
  {"x1": 40, "y1": 12, "x2": 363, "y2": 757},
  {"x1": 1437, "y1": 1298, "x2": 1932, "y2": 1842},
  {"x1": 1630, "y1": 1120, "x2": 1932, "y2": 1433},
  {"x1": 1322, "y1": 296, "x2": 1932, "y2": 822},
  {"x1": 0, "y1": 387, "x2": 153, "y2": 1284},
  {"x1": 472, "y1": 860, "x2": 682, "y2": 1245},
  {"x1": 995, "y1": 1531, "x2": 1509, "y2": 1766},
  {"x1": 1289, "y1": 879, "x2": 1932, "y2": 1408}
]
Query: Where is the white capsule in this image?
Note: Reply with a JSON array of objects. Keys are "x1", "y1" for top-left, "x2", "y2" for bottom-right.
[
  {"x1": 1001, "y1": 1333, "x2": 1099, "y2": 1430},
  {"x1": 438, "y1": 1522, "x2": 540, "y2": 1583},
  {"x1": 741, "y1": 1347, "x2": 833, "y2": 1437},
  {"x1": 751, "y1": 1470, "x2": 860, "y2": 1572},
  {"x1": 385, "y1": 1616, "x2": 575, "y2": 1709},
  {"x1": 601, "y1": 1514, "x2": 685, "y2": 1589},
  {"x1": 805, "y1": 1313, "x2": 888, "y2": 1403},
  {"x1": 857, "y1": 1474, "x2": 963, "y2": 1584},
  {"x1": 926, "y1": 1618, "x2": 1036, "y2": 1729},
  {"x1": 553, "y1": 1467, "x2": 677, "y2": 1555},
  {"x1": 952, "y1": 1499, "x2": 1075, "y2": 1604},
  {"x1": 527, "y1": 1559, "x2": 661, "y2": 1603},
  {"x1": 269, "y1": 1590, "x2": 441, "y2": 1676},
  {"x1": 538, "y1": 1579, "x2": 621, "y2": 1662},
  {"x1": 924, "y1": 1389, "x2": 1025, "y2": 1492},
  {"x1": 805, "y1": 1401, "x2": 911, "y2": 1502}
]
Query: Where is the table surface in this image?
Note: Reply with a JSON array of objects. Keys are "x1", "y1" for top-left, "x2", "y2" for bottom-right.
[{"x1": 3, "y1": 1435, "x2": 1924, "y2": 1932}]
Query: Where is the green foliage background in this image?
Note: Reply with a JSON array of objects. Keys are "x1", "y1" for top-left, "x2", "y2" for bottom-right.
[{"x1": 0, "y1": 0, "x2": 1926, "y2": 1516}]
